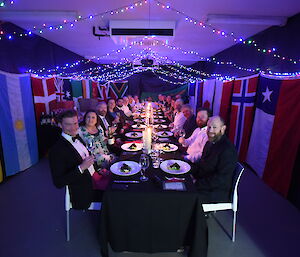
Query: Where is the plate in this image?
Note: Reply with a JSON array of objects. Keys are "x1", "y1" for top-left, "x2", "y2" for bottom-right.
[
  {"x1": 154, "y1": 115, "x2": 164, "y2": 119},
  {"x1": 157, "y1": 131, "x2": 173, "y2": 137},
  {"x1": 110, "y1": 161, "x2": 141, "y2": 176},
  {"x1": 154, "y1": 124, "x2": 168, "y2": 129},
  {"x1": 160, "y1": 160, "x2": 191, "y2": 175},
  {"x1": 158, "y1": 143, "x2": 178, "y2": 152},
  {"x1": 121, "y1": 142, "x2": 143, "y2": 151},
  {"x1": 125, "y1": 131, "x2": 142, "y2": 139},
  {"x1": 132, "y1": 124, "x2": 146, "y2": 129},
  {"x1": 134, "y1": 119, "x2": 145, "y2": 123}
]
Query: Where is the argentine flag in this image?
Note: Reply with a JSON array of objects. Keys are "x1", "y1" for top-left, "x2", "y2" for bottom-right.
[{"x1": 0, "y1": 71, "x2": 38, "y2": 176}]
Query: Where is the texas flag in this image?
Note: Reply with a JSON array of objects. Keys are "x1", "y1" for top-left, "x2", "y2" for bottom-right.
[
  {"x1": 246, "y1": 76, "x2": 300, "y2": 197},
  {"x1": 213, "y1": 79, "x2": 234, "y2": 125},
  {"x1": 228, "y1": 75, "x2": 258, "y2": 162}
]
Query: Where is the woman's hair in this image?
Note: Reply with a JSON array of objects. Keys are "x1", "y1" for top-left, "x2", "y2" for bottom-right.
[{"x1": 81, "y1": 109, "x2": 100, "y2": 127}]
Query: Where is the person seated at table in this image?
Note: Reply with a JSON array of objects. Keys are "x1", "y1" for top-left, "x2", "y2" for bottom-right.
[
  {"x1": 157, "y1": 94, "x2": 165, "y2": 106},
  {"x1": 191, "y1": 116, "x2": 238, "y2": 203},
  {"x1": 79, "y1": 110, "x2": 115, "y2": 169},
  {"x1": 134, "y1": 95, "x2": 142, "y2": 108},
  {"x1": 115, "y1": 98, "x2": 132, "y2": 123},
  {"x1": 49, "y1": 109, "x2": 104, "y2": 209},
  {"x1": 164, "y1": 95, "x2": 172, "y2": 109},
  {"x1": 169, "y1": 99, "x2": 186, "y2": 131},
  {"x1": 179, "y1": 108, "x2": 211, "y2": 163},
  {"x1": 122, "y1": 96, "x2": 133, "y2": 117},
  {"x1": 107, "y1": 98, "x2": 123, "y2": 132},
  {"x1": 96, "y1": 102, "x2": 114, "y2": 137},
  {"x1": 127, "y1": 95, "x2": 136, "y2": 109},
  {"x1": 178, "y1": 104, "x2": 197, "y2": 138}
]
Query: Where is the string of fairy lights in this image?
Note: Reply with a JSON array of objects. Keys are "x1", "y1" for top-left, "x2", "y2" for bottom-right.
[
  {"x1": 0, "y1": 0, "x2": 15, "y2": 8},
  {"x1": 1, "y1": 0, "x2": 299, "y2": 80}
]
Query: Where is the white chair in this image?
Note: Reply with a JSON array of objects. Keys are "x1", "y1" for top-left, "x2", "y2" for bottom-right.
[
  {"x1": 202, "y1": 162, "x2": 245, "y2": 242},
  {"x1": 65, "y1": 186, "x2": 101, "y2": 241}
]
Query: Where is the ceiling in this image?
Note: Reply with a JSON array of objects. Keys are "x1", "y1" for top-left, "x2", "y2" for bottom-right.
[{"x1": 1, "y1": 0, "x2": 299, "y2": 66}]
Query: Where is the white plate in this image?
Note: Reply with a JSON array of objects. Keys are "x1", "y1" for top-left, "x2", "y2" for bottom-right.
[
  {"x1": 132, "y1": 124, "x2": 146, "y2": 129},
  {"x1": 154, "y1": 115, "x2": 164, "y2": 119},
  {"x1": 160, "y1": 160, "x2": 191, "y2": 175},
  {"x1": 134, "y1": 119, "x2": 145, "y2": 123},
  {"x1": 125, "y1": 131, "x2": 142, "y2": 139},
  {"x1": 110, "y1": 161, "x2": 141, "y2": 176},
  {"x1": 121, "y1": 142, "x2": 143, "y2": 151},
  {"x1": 154, "y1": 124, "x2": 168, "y2": 129},
  {"x1": 158, "y1": 143, "x2": 178, "y2": 152},
  {"x1": 157, "y1": 131, "x2": 173, "y2": 137},
  {"x1": 154, "y1": 119, "x2": 166, "y2": 123}
]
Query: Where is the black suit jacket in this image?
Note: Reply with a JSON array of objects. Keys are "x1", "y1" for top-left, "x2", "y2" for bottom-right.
[
  {"x1": 49, "y1": 136, "x2": 93, "y2": 209},
  {"x1": 183, "y1": 115, "x2": 198, "y2": 139},
  {"x1": 192, "y1": 135, "x2": 238, "y2": 203},
  {"x1": 98, "y1": 115, "x2": 111, "y2": 136}
]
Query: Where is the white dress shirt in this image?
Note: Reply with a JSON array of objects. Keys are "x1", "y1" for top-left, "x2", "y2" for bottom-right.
[
  {"x1": 61, "y1": 132, "x2": 95, "y2": 175},
  {"x1": 99, "y1": 115, "x2": 110, "y2": 130},
  {"x1": 182, "y1": 126, "x2": 208, "y2": 163},
  {"x1": 121, "y1": 105, "x2": 132, "y2": 117},
  {"x1": 172, "y1": 111, "x2": 186, "y2": 131}
]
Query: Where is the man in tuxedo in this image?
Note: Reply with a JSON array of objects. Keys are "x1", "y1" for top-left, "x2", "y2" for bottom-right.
[
  {"x1": 49, "y1": 109, "x2": 96, "y2": 209},
  {"x1": 96, "y1": 102, "x2": 112, "y2": 136},
  {"x1": 192, "y1": 116, "x2": 238, "y2": 203}
]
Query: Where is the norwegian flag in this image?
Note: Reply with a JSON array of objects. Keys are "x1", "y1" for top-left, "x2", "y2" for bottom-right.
[
  {"x1": 228, "y1": 75, "x2": 258, "y2": 162},
  {"x1": 31, "y1": 76, "x2": 56, "y2": 123}
]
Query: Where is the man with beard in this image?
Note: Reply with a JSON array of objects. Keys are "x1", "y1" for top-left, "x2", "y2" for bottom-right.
[
  {"x1": 179, "y1": 108, "x2": 211, "y2": 163},
  {"x1": 96, "y1": 102, "x2": 112, "y2": 137},
  {"x1": 191, "y1": 116, "x2": 238, "y2": 203}
]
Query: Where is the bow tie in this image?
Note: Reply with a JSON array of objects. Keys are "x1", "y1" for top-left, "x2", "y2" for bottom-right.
[{"x1": 72, "y1": 135, "x2": 80, "y2": 142}]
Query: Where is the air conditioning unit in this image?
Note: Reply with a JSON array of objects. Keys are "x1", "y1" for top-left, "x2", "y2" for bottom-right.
[{"x1": 110, "y1": 20, "x2": 175, "y2": 45}]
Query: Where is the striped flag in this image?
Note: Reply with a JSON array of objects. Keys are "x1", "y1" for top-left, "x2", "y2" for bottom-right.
[
  {"x1": 82, "y1": 79, "x2": 92, "y2": 99},
  {"x1": 109, "y1": 81, "x2": 128, "y2": 99},
  {"x1": 31, "y1": 76, "x2": 56, "y2": 123},
  {"x1": 0, "y1": 71, "x2": 38, "y2": 176},
  {"x1": 54, "y1": 77, "x2": 65, "y2": 101},
  {"x1": 213, "y1": 79, "x2": 234, "y2": 125},
  {"x1": 228, "y1": 75, "x2": 258, "y2": 162},
  {"x1": 98, "y1": 83, "x2": 109, "y2": 101},
  {"x1": 202, "y1": 79, "x2": 216, "y2": 109},
  {"x1": 246, "y1": 76, "x2": 300, "y2": 197},
  {"x1": 91, "y1": 80, "x2": 100, "y2": 99}
]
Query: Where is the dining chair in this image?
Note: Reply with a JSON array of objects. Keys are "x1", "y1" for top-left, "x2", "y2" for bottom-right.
[
  {"x1": 202, "y1": 162, "x2": 245, "y2": 242},
  {"x1": 65, "y1": 186, "x2": 101, "y2": 241}
]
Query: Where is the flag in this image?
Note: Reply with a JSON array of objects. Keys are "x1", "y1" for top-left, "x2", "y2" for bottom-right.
[
  {"x1": 195, "y1": 80, "x2": 204, "y2": 110},
  {"x1": 97, "y1": 83, "x2": 109, "y2": 101},
  {"x1": 31, "y1": 76, "x2": 56, "y2": 123},
  {"x1": 246, "y1": 76, "x2": 300, "y2": 197},
  {"x1": 54, "y1": 77, "x2": 65, "y2": 101},
  {"x1": 213, "y1": 79, "x2": 234, "y2": 125},
  {"x1": 62, "y1": 79, "x2": 73, "y2": 101},
  {"x1": 0, "y1": 71, "x2": 38, "y2": 176},
  {"x1": 70, "y1": 79, "x2": 83, "y2": 99},
  {"x1": 90, "y1": 80, "x2": 100, "y2": 99},
  {"x1": 82, "y1": 79, "x2": 92, "y2": 99},
  {"x1": 109, "y1": 81, "x2": 128, "y2": 98},
  {"x1": 202, "y1": 79, "x2": 215, "y2": 109},
  {"x1": 228, "y1": 75, "x2": 258, "y2": 162},
  {"x1": 140, "y1": 84, "x2": 188, "y2": 100}
]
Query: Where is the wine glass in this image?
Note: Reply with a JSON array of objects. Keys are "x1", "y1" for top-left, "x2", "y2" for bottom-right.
[
  {"x1": 178, "y1": 129, "x2": 186, "y2": 138},
  {"x1": 86, "y1": 137, "x2": 95, "y2": 154},
  {"x1": 139, "y1": 153, "x2": 150, "y2": 182}
]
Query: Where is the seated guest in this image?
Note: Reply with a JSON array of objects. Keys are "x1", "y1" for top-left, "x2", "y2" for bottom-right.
[
  {"x1": 157, "y1": 94, "x2": 165, "y2": 105},
  {"x1": 96, "y1": 102, "x2": 111, "y2": 136},
  {"x1": 180, "y1": 104, "x2": 197, "y2": 139},
  {"x1": 122, "y1": 96, "x2": 133, "y2": 117},
  {"x1": 170, "y1": 99, "x2": 186, "y2": 131},
  {"x1": 192, "y1": 116, "x2": 238, "y2": 203},
  {"x1": 107, "y1": 98, "x2": 123, "y2": 135},
  {"x1": 79, "y1": 110, "x2": 115, "y2": 168},
  {"x1": 179, "y1": 108, "x2": 211, "y2": 163},
  {"x1": 115, "y1": 98, "x2": 130, "y2": 123},
  {"x1": 49, "y1": 110, "x2": 103, "y2": 209},
  {"x1": 164, "y1": 95, "x2": 172, "y2": 109},
  {"x1": 128, "y1": 95, "x2": 135, "y2": 108}
]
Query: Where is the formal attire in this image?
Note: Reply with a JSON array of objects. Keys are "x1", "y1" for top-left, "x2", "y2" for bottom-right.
[
  {"x1": 182, "y1": 126, "x2": 208, "y2": 163},
  {"x1": 171, "y1": 111, "x2": 186, "y2": 131},
  {"x1": 49, "y1": 133, "x2": 94, "y2": 209},
  {"x1": 192, "y1": 135, "x2": 238, "y2": 203},
  {"x1": 182, "y1": 115, "x2": 198, "y2": 139},
  {"x1": 78, "y1": 126, "x2": 114, "y2": 168},
  {"x1": 98, "y1": 115, "x2": 110, "y2": 136}
]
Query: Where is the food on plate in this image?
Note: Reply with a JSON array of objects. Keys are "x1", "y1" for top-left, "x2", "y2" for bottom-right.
[
  {"x1": 131, "y1": 132, "x2": 138, "y2": 137},
  {"x1": 137, "y1": 123, "x2": 141, "y2": 127},
  {"x1": 162, "y1": 143, "x2": 171, "y2": 151},
  {"x1": 167, "y1": 162, "x2": 181, "y2": 171},
  {"x1": 158, "y1": 124, "x2": 163, "y2": 129},
  {"x1": 128, "y1": 143, "x2": 137, "y2": 150},
  {"x1": 161, "y1": 131, "x2": 169, "y2": 136},
  {"x1": 120, "y1": 163, "x2": 131, "y2": 173}
]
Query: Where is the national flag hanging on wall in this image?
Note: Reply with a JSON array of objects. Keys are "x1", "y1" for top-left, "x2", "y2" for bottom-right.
[
  {"x1": 31, "y1": 76, "x2": 56, "y2": 123},
  {"x1": 202, "y1": 79, "x2": 216, "y2": 109},
  {"x1": 246, "y1": 76, "x2": 300, "y2": 197},
  {"x1": 0, "y1": 71, "x2": 38, "y2": 176},
  {"x1": 140, "y1": 84, "x2": 188, "y2": 100},
  {"x1": 82, "y1": 79, "x2": 92, "y2": 99},
  {"x1": 213, "y1": 79, "x2": 234, "y2": 125},
  {"x1": 228, "y1": 75, "x2": 258, "y2": 162},
  {"x1": 195, "y1": 80, "x2": 204, "y2": 110},
  {"x1": 109, "y1": 81, "x2": 128, "y2": 99},
  {"x1": 98, "y1": 82, "x2": 109, "y2": 101},
  {"x1": 70, "y1": 79, "x2": 83, "y2": 99},
  {"x1": 90, "y1": 80, "x2": 100, "y2": 99}
]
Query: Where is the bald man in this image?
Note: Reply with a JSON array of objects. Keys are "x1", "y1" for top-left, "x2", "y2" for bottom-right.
[{"x1": 192, "y1": 116, "x2": 238, "y2": 203}]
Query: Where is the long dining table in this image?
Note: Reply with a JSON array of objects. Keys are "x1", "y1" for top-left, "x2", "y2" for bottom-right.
[{"x1": 99, "y1": 107, "x2": 208, "y2": 257}]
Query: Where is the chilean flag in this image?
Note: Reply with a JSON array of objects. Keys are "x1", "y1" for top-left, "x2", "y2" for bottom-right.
[
  {"x1": 246, "y1": 76, "x2": 300, "y2": 197},
  {"x1": 228, "y1": 75, "x2": 258, "y2": 162}
]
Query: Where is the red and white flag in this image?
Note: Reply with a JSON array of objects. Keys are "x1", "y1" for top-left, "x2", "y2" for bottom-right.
[
  {"x1": 228, "y1": 75, "x2": 258, "y2": 162},
  {"x1": 98, "y1": 83, "x2": 109, "y2": 101},
  {"x1": 54, "y1": 77, "x2": 65, "y2": 101},
  {"x1": 202, "y1": 79, "x2": 216, "y2": 109},
  {"x1": 31, "y1": 76, "x2": 56, "y2": 122}
]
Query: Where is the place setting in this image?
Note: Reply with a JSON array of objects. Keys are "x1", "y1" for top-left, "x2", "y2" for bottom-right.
[
  {"x1": 121, "y1": 142, "x2": 143, "y2": 151},
  {"x1": 125, "y1": 131, "x2": 143, "y2": 139},
  {"x1": 157, "y1": 131, "x2": 173, "y2": 137}
]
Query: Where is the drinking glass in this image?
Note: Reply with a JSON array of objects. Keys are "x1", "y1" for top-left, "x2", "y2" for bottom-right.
[
  {"x1": 178, "y1": 129, "x2": 186, "y2": 138},
  {"x1": 139, "y1": 153, "x2": 150, "y2": 182}
]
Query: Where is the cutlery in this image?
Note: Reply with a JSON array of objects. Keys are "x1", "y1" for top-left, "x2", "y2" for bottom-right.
[{"x1": 114, "y1": 180, "x2": 140, "y2": 184}]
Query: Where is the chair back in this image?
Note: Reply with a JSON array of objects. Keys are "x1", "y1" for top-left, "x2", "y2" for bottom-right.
[{"x1": 231, "y1": 162, "x2": 244, "y2": 211}]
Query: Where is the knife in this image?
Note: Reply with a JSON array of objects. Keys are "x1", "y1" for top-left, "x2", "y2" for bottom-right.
[{"x1": 113, "y1": 180, "x2": 140, "y2": 184}]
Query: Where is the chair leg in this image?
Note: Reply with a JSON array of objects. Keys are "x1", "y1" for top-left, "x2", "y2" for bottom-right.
[
  {"x1": 232, "y1": 211, "x2": 237, "y2": 242},
  {"x1": 66, "y1": 210, "x2": 70, "y2": 241}
]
